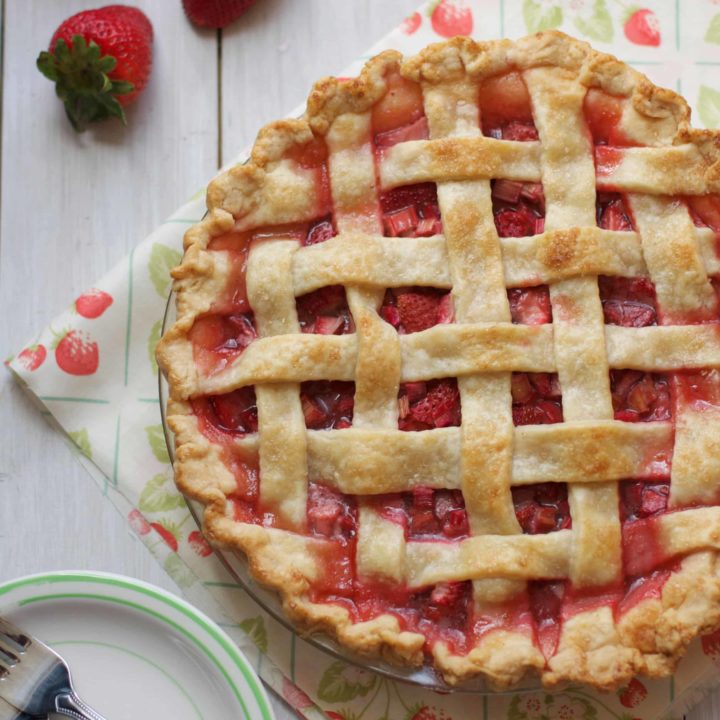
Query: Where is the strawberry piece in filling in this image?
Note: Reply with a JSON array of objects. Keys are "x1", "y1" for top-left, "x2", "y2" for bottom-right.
[
  {"x1": 398, "y1": 378, "x2": 461, "y2": 431},
  {"x1": 300, "y1": 381, "x2": 354, "y2": 429},
  {"x1": 189, "y1": 313, "x2": 257, "y2": 374},
  {"x1": 507, "y1": 286, "x2": 552, "y2": 325},
  {"x1": 599, "y1": 276, "x2": 657, "y2": 327},
  {"x1": 365, "y1": 487, "x2": 470, "y2": 540},
  {"x1": 513, "y1": 483, "x2": 571, "y2": 534},
  {"x1": 296, "y1": 285, "x2": 354, "y2": 335},
  {"x1": 492, "y1": 179, "x2": 545, "y2": 237},
  {"x1": 192, "y1": 386, "x2": 258, "y2": 438},
  {"x1": 620, "y1": 481, "x2": 670, "y2": 521},
  {"x1": 610, "y1": 370, "x2": 671, "y2": 422},
  {"x1": 479, "y1": 72, "x2": 538, "y2": 142},
  {"x1": 511, "y1": 372, "x2": 563, "y2": 426},
  {"x1": 597, "y1": 192, "x2": 634, "y2": 231},
  {"x1": 379, "y1": 183, "x2": 442, "y2": 237},
  {"x1": 303, "y1": 215, "x2": 337, "y2": 246},
  {"x1": 307, "y1": 482, "x2": 358, "y2": 542},
  {"x1": 381, "y1": 286, "x2": 454, "y2": 334}
]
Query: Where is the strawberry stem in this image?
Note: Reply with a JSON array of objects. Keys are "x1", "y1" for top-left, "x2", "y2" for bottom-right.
[{"x1": 36, "y1": 35, "x2": 134, "y2": 132}]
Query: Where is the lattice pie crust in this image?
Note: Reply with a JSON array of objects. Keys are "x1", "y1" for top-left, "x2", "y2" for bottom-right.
[{"x1": 158, "y1": 32, "x2": 720, "y2": 689}]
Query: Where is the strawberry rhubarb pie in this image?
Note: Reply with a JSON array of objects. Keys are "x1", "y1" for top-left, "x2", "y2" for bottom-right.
[{"x1": 158, "y1": 32, "x2": 720, "y2": 689}]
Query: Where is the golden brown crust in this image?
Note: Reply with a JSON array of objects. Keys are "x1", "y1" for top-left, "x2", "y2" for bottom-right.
[{"x1": 157, "y1": 30, "x2": 720, "y2": 690}]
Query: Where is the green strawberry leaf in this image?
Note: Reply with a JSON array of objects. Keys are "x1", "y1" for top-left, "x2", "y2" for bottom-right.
[
  {"x1": 573, "y1": 0, "x2": 613, "y2": 43},
  {"x1": 148, "y1": 320, "x2": 161, "y2": 375},
  {"x1": 620, "y1": 4, "x2": 641, "y2": 24},
  {"x1": 317, "y1": 661, "x2": 376, "y2": 704},
  {"x1": 145, "y1": 424, "x2": 170, "y2": 464},
  {"x1": 239, "y1": 616, "x2": 268, "y2": 653},
  {"x1": 148, "y1": 243, "x2": 181, "y2": 298},
  {"x1": 163, "y1": 553, "x2": 195, "y2": 588},
  {"x1": 698, "y1": 85, "x2": 720, "y2": 129},
  {"x1": 139, "y1": 473, "x2": 185, "y2": 513},
  {"x1": 522, "y1": 0, "x2": 563, "y2": 33},
  {"x1": 707, "y1": 13, "x2": 720, "y2": 44},
  {"x1": 68, "y1": 428, "x2": 92, "y2": 459}
]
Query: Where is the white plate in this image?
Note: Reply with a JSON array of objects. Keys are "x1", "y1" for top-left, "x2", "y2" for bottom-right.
[{"x1": 0, "y1": 571, "x2": 275, "y2": 720}]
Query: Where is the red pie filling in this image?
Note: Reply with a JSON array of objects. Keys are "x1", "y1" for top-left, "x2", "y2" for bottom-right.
[
  {"x1": 186, "y1": 82, "x2": 720, "y2": 663},
  {"x1": 380, "y1": 286, "x2": 454, "y2": 333},
  {"x1": 687, "y1": 195, "x2": 720, "y2": 233},
  {"x1": 600, "y1": 276, "x2": 657, "y2": 327},
  {"x1": 508, "y1": 286, "x2": 552, "y2": 325},
  {"x1": 611, "y1": 370, "x2": 671, "y2": 423},
  {"x1": 597, "y1": 192, "x2": 634, "y2": 231},
  {"x1": 191, "y1": 387, "x2": 258, "y2": 442},
  {"x1": 398, "y1": 378, "x2": 461, "y2": 431},
  {"x1": 303, "y1": 215, "x2": 337, "y2": 246},
  {"x1": 513, "y1": 483, "x2": 571, "y2": 534},
  {"x1": 189, "y1": 313, "x2": 257, "y2": 375},
  {"x1": 584, "y1": 88, "x2": 635, "y2": 148},
  {"x1": 479, "y1": 72, "x2": 538, "y2": 142},
  {"x1": 296, "y1": 285, "x2": 354, "y2": 335},
  {"x1": 379, "y1": 183, "x2": 442, "y2": 237},
  {"x1": 511, "y1": 372, "x2": 563, "y2": 426},
  {"x1": 301, "y1": 381, "x2": 354, "y2": 429},
  {"x1": 492, "y1": 179, "x2": 546, "y2": 236}
]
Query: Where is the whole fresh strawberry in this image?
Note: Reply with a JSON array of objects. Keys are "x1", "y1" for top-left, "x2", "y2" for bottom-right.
[
  {"x1": 182, "y1": 0, "x2": 258, "y2": 29},
  {"x1": 624, "y1": 8, "x2": 660, "y2": 46},
  {"x1": 37, "y1": 5, "x2": 153, "y2": 131}
]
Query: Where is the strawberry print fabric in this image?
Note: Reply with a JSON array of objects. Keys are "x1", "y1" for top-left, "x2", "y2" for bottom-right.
[{"x1": 8, "y1": 2, "x2": 720, "y2": 719}]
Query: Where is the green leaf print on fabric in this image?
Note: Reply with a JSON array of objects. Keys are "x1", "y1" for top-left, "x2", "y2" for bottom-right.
[
  {"x1": 523, "y1": 0, "x2": 563, "y2": 33},
  {"x1": 149, "y1": 243, "x2": 181, "y2": 298},
  {"x1": 699, "y1": 86, "x2": 720, "y2": 129},
  {"x1": 148, "y1": 319, "x2": 161, "y2": 375},
  {"x1": 145, "y1": 424, "x2": 170, "y2": 463},
  {"x1": 317, "y1": 661, "x2": 377, "y2": 703},
  {"x1": 573, "y1": 0, "x2": 613, "y2": 43},
  {"x1": 68, "y1": 428, "x2": 92, "y2": 459},
  {"x1": 138, "y1": 473, "x2": 185, "y2": 513},
  {"x1": 706, "y1": 13, "x2": 720, "y2": 44},
  {"x1": 163, "y1": 553, "x2": 196, "y2": 588},
  {"x1": 239, "y1": 616, "x2": 268, "y2": 653}
]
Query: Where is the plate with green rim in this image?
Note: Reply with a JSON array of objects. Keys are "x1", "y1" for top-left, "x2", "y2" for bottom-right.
[{"x1": 0, "y1": 571, "x2": 275, "y2": 720}]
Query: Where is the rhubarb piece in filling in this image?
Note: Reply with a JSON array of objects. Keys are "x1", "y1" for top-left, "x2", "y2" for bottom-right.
[
  {"x1": 379, "y1": 183, "x2": 443, "y2": 237},
  {"x1": 297, "y1": 285, "x2": 354, "y2": 335},
  {"x1": 492, "y1": 179, "x2": 546, "y2": 237}
]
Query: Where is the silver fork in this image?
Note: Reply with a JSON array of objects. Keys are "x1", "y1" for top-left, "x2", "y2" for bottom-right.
[{"x1": 0, "y1": 616, "x2": 107, "y2": 719}]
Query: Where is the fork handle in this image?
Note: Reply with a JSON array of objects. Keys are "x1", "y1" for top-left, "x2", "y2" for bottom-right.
[{"x1": 54, "y1": 692, "x2": 108, "y2": 720}]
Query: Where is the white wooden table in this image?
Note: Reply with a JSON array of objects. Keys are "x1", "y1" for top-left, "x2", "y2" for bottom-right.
[{"x1": 0, "y1": 2, "x2": 717, "y2": 718}]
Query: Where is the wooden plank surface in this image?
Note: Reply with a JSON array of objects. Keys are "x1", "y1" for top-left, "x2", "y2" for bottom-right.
[{"x1": 0, "y1": 1, "x2": 717, "y2": 718}]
